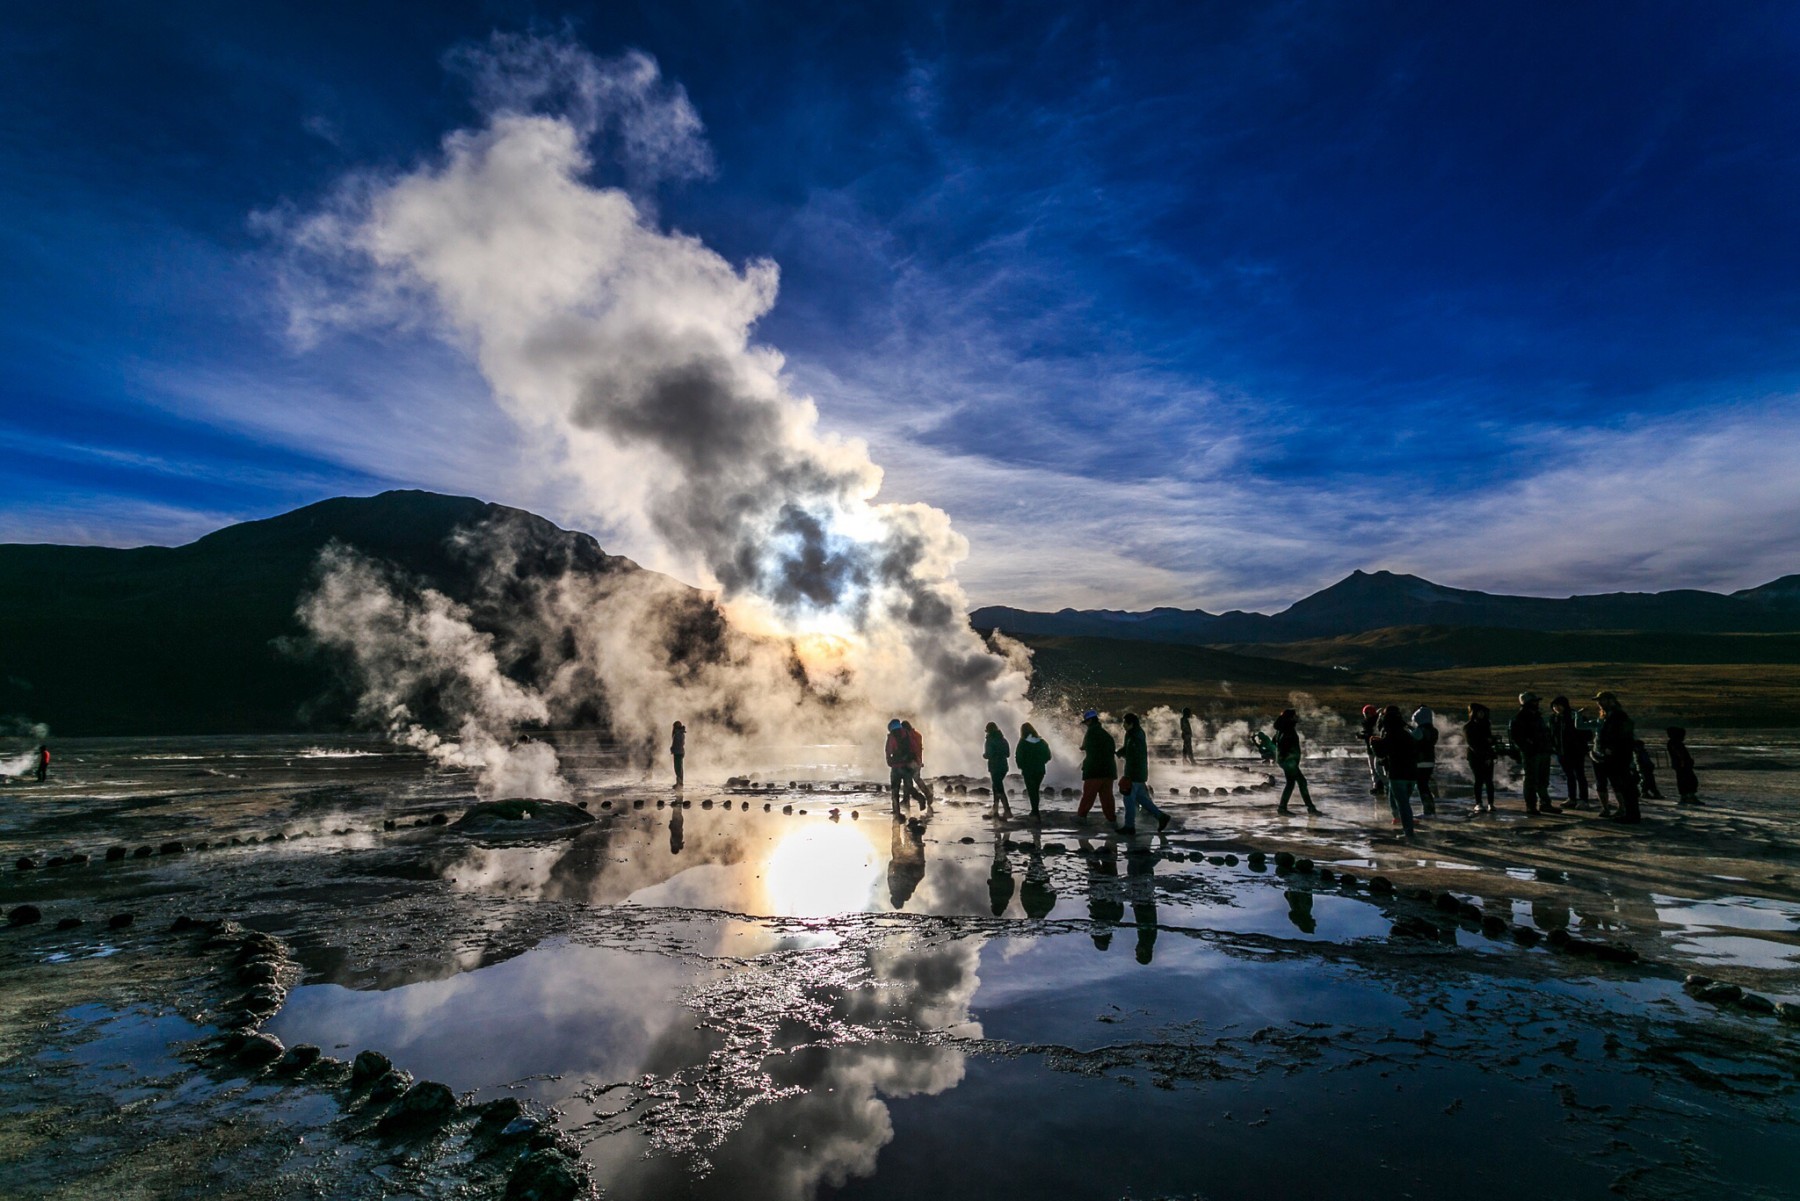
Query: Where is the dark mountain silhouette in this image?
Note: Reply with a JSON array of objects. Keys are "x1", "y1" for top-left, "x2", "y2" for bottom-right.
[
  {"x1": 973, "y1": 569, "x2": 1800, "y2": 645},
  {"x1": 0, "y1": 491, "x2": 653, "y2": 736}
]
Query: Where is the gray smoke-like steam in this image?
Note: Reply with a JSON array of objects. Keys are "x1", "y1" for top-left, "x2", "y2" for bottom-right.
[{"x1": 278, "y1": 34, "x2": 1030, "y2": 789}]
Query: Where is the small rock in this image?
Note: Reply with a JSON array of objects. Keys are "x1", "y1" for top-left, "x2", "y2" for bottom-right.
[
  {"x1": 1775, "y1": 1001, "x2": 1800, "y2": 1024},
  {"x1": 1457, "y1": 902, "x2": 1483, "y2": 921},
  {"x1": 1368, "y1": 876, "x2": 1394, "y2": 896},
  {"x1": 1480, "y1": 915, "x2": 1508, "y2": 936},
  {"x1": 105, "y1": 846, "x2": 127, "y2": 862},
  {"x1": 1223, "y1": 854, "x2": 1239, "y2": 866},
  {"x1": 505, "y1": 1146, "x2": 586, "y2": 1201},
  {"x1": 351, "y1": 1049, "x2": 393, "y2": 1087},
  {"x1": 283, "y1": 1044, "x2": 322, "y2": 1069},
  {"x1": 1512, "y1": 925, "x2": 1542, "y2": 946},
  {"x1": 160, "y1": 841, "x2": 186, "y2": 855},
  {"x1": 236, "y1": 1033, "x2": 285, "y2": 1067},
  {"x1": 1293, "y1": 858, "x2": 1314, "y2": 873},
  {"x1": 1683, "y1": 973, "x2": 1714, "y2": 991},
  {"x1": 46, "y1": 856, "x2": 67, "y2": 869},
  {"x1": 69, "y1": 853, "x2": 89, "y2": 864},
  {"x1": 1592, "y1": 943, "x2": 1639, "y2": 964},
  {"x1": 1337, "y1": 872, "x2": 1357, "y2": 889},
  {"x1": 428, "y1": 813, "x2": 448, "y2": 826},
  {"x1": 239, "y1": 960, "x2": 280, "y2": 984},
  {"x1": 170, "y1": 915, "x2": 201, "y2": 933},
  {"x1": 1698, "y1": 982, "x2": 1743, "y2": 1005},
  {"x1": 1739, "y1": 993, "x2": 1776, "y2": 1014},
  {"x1": 1546, "y1": 927, "x2": 1572, "y2": 948},
  {"x1": 56, "y1": 916, "x2": 83, "y2": 930},
  {"x1": 133, "y1": 846, "x2": 153, "y2": 859},
  {"x1": 378, "y1": 1080, "x2": 459, "y2": 1132},
  {"x1": 8, "y1": 904, "x2": 42, "y2": 926},
  {"x1": 367, "y1": 1068, "x2": 413, "y2": 1103},
  {"x1": 700, "y1": 799, "x2": 713, "y2": 809},
  {"x1": 107, "y1": 912, "x2": 135, "y2": 930},
  {"x1": 477, "y1": 1097, "x2": 525, "y2": 1127},
  {"x1": 1317, "y1": 868, "x2": 1335, "y2": 883},
  {"x1": 633, "y1": 799, "x2": 644, "y2": 809},
  {"x1": 15, "y1": 857, "x2": 37, "y2": 872},
  {"x1": 1207, "y1": 855, "x2": 1226, "y2": 866},
  {"x1": 502, "y1": 1116, "x2": 541, "y2": 1140},
  {"x1": 1273, "y1": 851, "x2": 1295, "y2": 870}
]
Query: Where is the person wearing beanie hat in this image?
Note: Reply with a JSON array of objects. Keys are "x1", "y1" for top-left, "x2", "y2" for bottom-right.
[
  {"x1": 1077, "y1": 710, "x2": 1119, "y2": 824},
  {"x1": 1410, "y1": 706, "x2": 1439, "y2": 816}
]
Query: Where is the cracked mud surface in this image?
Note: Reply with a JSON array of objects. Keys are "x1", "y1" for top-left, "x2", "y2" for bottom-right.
[{"x1": 2, "y1": 733, "x2": 1797, "y2": 1199}]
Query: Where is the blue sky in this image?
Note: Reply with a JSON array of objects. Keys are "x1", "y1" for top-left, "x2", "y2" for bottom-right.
[{"x1": 4, "y1": 1, "x2": 1800, "y2": 610}]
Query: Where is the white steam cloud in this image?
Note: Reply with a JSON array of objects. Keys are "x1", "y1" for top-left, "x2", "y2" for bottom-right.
[{"x1": 279, "y1": 34, "x2": 1030, "y2": 791}]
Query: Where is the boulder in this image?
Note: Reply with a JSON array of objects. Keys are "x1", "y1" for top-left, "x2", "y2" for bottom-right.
[
  {"x1": 56, "y1": 916, "x2": 83, "y2": 930},
  {"x1": 236, "y1": 1033, "x2": 285, "y2": 1067},
  {"x1": 133, "y1": 846, "x2": 153, "y2": 859},
  {"x1": 451, "y1": 800, "x2": 596, "y2": 835},
  {"x1": 1368, "y1": 876, "x2": 1394, "y2": 896},
  {"x1": 1698, "y1": 982, "x2": 1743, "y2": 1005},
  {"x1": 105, "y1": 846, "x2": 127, "y2": 862},
  {"x1": 8, "y1": 904, "x2": 42, "y2": 926},
  {"x1": 15, "y1": 857, "x2": 36, "y2": 872},
  {"x1": 1775, "y1": 1001, "x2": 1800, "y2": 1025},
  {"x1": 428, "y1": 813, "x2": 448, "y2": 826},
  {"x1": 477, "y1": 1097, "x2": 525, "y2": 1128},
  {"x1": 160, "y1": 841, "x2": 186, "y2": 855},
  {"x1": 283, "y1": 1044, "x2": 322, "y2": 1070},
  {"x1": 505, "y1": 1147, "x2": 586, "y2": 1201},
  {"x1": 1738, "y1": 993, "x2": 1776, "y2": 1015},
  {"x1": 351, "y1": 1049, "x2": 393, "y2": 1087},
  {"x1": 378, "y1": 1080, "x2": 459, "y2": 1132},
  {"x1": 367, "y1": 1069, "x2": 413, "y2": 1103},
  {"x1": 107, "y1": 912, "x2": 135, "y2": 930},
  {"x1": 1512, "y1": 925, "x2": 1542, "y2": 946}
]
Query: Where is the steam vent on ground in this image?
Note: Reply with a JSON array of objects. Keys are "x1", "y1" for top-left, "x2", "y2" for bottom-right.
[{"x1": 7, "y1": 11, "x2": 1800, "y2": 1201}]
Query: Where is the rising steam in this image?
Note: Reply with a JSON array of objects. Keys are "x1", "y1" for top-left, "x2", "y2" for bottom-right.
[{"x1": 280, "y1": 34, "x2": 1030, "y2": 790}]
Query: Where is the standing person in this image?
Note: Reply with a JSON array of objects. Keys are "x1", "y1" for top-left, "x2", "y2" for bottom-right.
[
  {"x1": 1667, "y1": 727, "x2": 1701, "y2": 805},
  {"x1": 1632, "y1": 739, "x2": 1665, "y2": 799},
  {"x1": 34, "y1": 743, "x2": 50, "y2": 784},
  {"x1": 670, "y1": 721, "x2": 686, "y2": 789},
  {"x1": 1272, "y1": 708, "x2": 1320, "y2": 816},
  {"x1": 1179, "y1": 707, "x2": 1197, "y2": 765},
  {"x1": 1370, "y1": 705, "x2": 1417, "y2": 838},
  {"x1": 885, "y1": 720, "x2": 925, "y2": 810},
  {"x1": 1076, "y1": 710, "x2": 1119, "y2": 826},
  {"x1": 1116, "y1": 712, "x2": 1170, "y2": 834},
  {"x1": 1549, "y1": 697, "x2": 1591, "y2": 808},
  {"x1": 902, "y1": 720, "x2": 933, "y2": 808},
  {"x1": 1410, "y1": 706, "x2": 1439, "y2": 816},
  {"x1": 1593, "y1": 692, "x2": 1641, "y2": 823},
  {"x1": 1509, "y1": 692, "x2": 1559, "y2": 816},
  {"x1": 1015, "y1": 722, "x2": 1052, "y2": 821},
  {"x1": 1359, "y1": 705, "x2": 1386, "y2": 795},
  {"x1": 982, "y1": 722, "x2": 1013, "y2": 818},
  {"x1": 1464, "y1": 704, "x2": 1497, "y2": 813}
]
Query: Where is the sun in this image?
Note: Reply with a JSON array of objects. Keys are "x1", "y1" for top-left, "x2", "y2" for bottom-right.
[{"x1": 762, "y1": 822, "x2": 883, "y2": 917}]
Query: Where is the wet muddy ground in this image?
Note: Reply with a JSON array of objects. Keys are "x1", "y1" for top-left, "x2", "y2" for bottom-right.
[{"x1": 2, "y1": 734, "x2": 1798, "y2": 1199}]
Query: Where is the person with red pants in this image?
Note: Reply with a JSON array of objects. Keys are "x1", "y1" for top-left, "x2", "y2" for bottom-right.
[{"x1": 1076, "y1": 709, "x2": 1118, "y2": 826}]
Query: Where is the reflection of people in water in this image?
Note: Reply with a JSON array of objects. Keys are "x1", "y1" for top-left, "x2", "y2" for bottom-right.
[
  {"x1": 1125, "y1": 842, "x2": 1159, "y2": 963},
  {"x1": 987, "y1": 834, "x2": 1015, "y2": 917},
  {"x1": 1082, "y1": 838, "x2": 1123, "y2": 950},
  {"x1": 1019, "y1": 831, "x2": 1056, "y2": 919},
  {"x1": 887, "y1": 816, "x2": 927, "y2": 910},
  {"x1": 668, "y1": 807, "x2": 684, "y2": 855},
  {"x1": 1285, "y1": 889, "x2": 1316, "y2": 934}
]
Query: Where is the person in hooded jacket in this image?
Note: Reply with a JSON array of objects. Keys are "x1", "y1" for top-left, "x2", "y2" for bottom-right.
[
  {"x1": 1077, "y1": 710, "x2": 1119, "y2": 825},
  {"x1": 1549, "y1": 697, "x2": 1591, "y2": 808},
  {"x1": 1359, "y1": 704, "x2": 1386, "y2": 795},
  {"x1": 1593, "y1": 691, "x2": 1641, "y2": 823},
  {"x1": 1272, "y1": 708, "x2": 1320, "y2": 816},
  {"x1": 982, "y1": 722, "x2": 1013, "y2": 818},
  {"x1": 1015, "y1": 723, "x2": 1052, "y2": 820},
  {"x1": 1410, "y1": 706, "x2": 1439, "y2": 816},
  {"x1": 1509, "y1": 692, "x2": 1559, "y2": 816},
  {"x1": 885, "y1": 720, "x2": 926, "y2": 810},
  {"x1": 1116, "y1": 712, "x2": 1170, "y2": 834},
  {"x1": 1464, "y1": 704, "x2": 1497, "y2": 812},
  {"x1": 1667, "y1": 727, "x2": 1701, "y2": 804},
  {"x1": 1370, "y1": 705, "x2": 1417, "y2": 837}
]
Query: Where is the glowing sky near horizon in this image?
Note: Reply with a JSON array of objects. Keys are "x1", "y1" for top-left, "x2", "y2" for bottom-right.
[{"x1": 4, "y1": 2, "x2": 1800, "y2": 612}]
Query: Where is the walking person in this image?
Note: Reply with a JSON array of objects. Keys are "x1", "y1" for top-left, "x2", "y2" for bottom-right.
[
  {"x1": 1464, "y1": 704, "x2": 1497, "y2": 813},
  {"x1": 1593, "y1": 692, "x2": 1641, "y2": 823},
  {"x1": 982, "y1": 722, "x2": 1013, "y2": 818},
  {"x1": 1015, "y1": 722, "x2": 1052, "y2": 821},
  {"x1": 1359, "y1": 704, "x2": 1386, "y2": 795},
  {"x1": 1410, "y1": 706, "x2": 1439, "y2": 816},
  {"x1": 1272, "y1": 708, "x2": 1320, "y2": 815},
  {"x1": 670, "y1": 721, "x2": 686, "y2": 788},
  {"x1": 1370, "y1": 705, "x2": 1417, "y2": 838},
  {"x1": 1667, "y1": 727, "x2": 1701, "y2": 805},
  {"x1": 1509, "y1": 692, "x2": 1559, "y2": 815},
  {"x1": 1549, "y1": 697, "x2": 1591, "y2": 808},
  {"x1": 1116, "y1": 712, "x2": 1170, "y2": 835},
  {"x1": 34, "y1": 743, "x2": 50, "y2": 784},
  {"x1": 886, "y1": 720, "x2": 926, "y2": 810},
  {"x1": 1076, "y1": 710, "x2": 1119, "y2": 826},
  {"x1": 902, "y1": 720, "x2": 934, "y2": 808},
  {"x1": 1179, "y1": 707, "x2": 1197, "y2": 765}
]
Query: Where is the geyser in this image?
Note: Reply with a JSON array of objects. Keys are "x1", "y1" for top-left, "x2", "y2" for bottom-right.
[{"x1": 282, "y1": 33, "x2": 1031, "y2": 790}]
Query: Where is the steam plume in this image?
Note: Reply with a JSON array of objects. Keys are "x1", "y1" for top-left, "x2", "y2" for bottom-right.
[{"x1": 280, "y1": 34, "x2": 1030, "y2": 787}]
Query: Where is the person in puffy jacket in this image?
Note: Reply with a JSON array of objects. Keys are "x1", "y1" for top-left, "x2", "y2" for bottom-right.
[
  {"x1": 1667, "y1": 727, "x2": 1700, "y2": 804},
  {"x1": 1272, "y1": 708, "x2": 1319, "y2": 816},
  {"x1": 982, "y1": 722, "x2": 1012, "y2": 818},
  {"x1": 1116, "y1": 712, "x2": 1169, "y2": 834},
  {"x1": 1369, "y1": 705, "x2": 1417, "y2": 837},
  {"x1": 1410, "y1": 706, "x2": 1439, "y2": 816},
  {"x1": 1464, "y1": 704, "x2": 1497, "y2": 812},
  {"x1": 886, "y1": 719, "x2": 927, "y2": 810},
  {"x1": 1077, "y1": 710, "x2": 1118, "y2": 824},
  {"x1": 1509, "y1": 692, "x2": 1559, "y2": 816},
  {"x1": 1015, "y1": 723, "x2": 1052, "y2": 820},
  {"x1": 1592, "y1": 691, "x2": 1640, "y2": 823}
]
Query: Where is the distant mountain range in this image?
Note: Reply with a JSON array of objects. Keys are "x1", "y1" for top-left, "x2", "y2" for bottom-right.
[{"x1": 972, "y1": 569, "x2": 1800, "y2": 645}]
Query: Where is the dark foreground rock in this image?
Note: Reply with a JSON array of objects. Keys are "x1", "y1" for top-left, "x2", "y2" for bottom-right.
[
  {"x1": 451, "y1": 800, "x2": 596, "y2": 835},
  {"x1": 506, "y1": 1146, "x2": 587, "y2": 1201}
]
